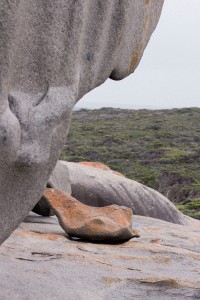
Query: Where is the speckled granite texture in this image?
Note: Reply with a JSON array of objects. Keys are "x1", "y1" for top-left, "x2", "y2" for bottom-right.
[{"x1": 0, "y1": 0, "x2": 164, "y2": 244}]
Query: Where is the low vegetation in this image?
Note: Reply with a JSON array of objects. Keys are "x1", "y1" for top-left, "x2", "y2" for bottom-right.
[{"x1": 60, "y1": 107, "x2": 200, "y2": 219}]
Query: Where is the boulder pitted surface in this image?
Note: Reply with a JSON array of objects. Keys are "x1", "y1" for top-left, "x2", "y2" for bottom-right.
[
  {"x1": 44, "y1": 188, "x2": 139, "y2": 243},
  {"x1": 0, "y1": 0, "x2": 164, "y2": 244},
  {"x1": 0, "y1": 213, "x2": 199, "y2": 299}
]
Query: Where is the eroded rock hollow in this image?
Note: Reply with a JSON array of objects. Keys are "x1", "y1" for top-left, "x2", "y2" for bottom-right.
[{"x1": 0, "y1": 0, "x2": 164, "y2": 244}]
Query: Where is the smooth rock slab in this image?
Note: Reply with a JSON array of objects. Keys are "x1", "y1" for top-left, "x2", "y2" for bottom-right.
[
  {"x1": 44, "y1": 188, "x2": 139, "y2": 243},
  {"x1": 0, "y1": 213, "x2": 199, "y2": 300}
]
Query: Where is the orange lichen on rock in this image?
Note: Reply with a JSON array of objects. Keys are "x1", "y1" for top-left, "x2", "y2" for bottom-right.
[
  {"x1": 15, "y1": 230, "x2": 64, "y2": 241},
  {"x1": 78, "y1": 161, "x2": 110, "y2": 171},
  {"x1": 128, "y1": 44, "x2": 143, "y2": 74},
  {"x1": 77, "y1": 161, "x2": 125, "y2": 177},
  {"x1": 44, "y1": 188, "x2": 139, "y2": 243},
  {"x1": 111, "y1": 171, "x2": 125, "y2": 177}
]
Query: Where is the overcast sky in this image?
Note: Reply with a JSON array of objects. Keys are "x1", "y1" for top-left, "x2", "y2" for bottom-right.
[{"x1": 76, "y1": 0, "x2": 200, "y2": 109}]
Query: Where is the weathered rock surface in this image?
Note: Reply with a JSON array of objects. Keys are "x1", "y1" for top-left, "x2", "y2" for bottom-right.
[
  {"x1": 32, "y1": 161, "x2": 71, "y2": 216},
  {"x1": 56, "y1": 161, "x2": 188, "y2": 225},
  {"x1": 44, "y1": 188, "x2": 139, "y2": 243},
  {"x1": 78, "y1": 161, "x2": 111, "y2": 171},
  {"x1": 0, "y1": 0, "x2": 164, "y2": 244},
  {"x1": 0, "y1": 213, "x2": 199, "y2": 300},
  {"x1": 78, "y1": 161, "x2": 125, "y2": 176}
]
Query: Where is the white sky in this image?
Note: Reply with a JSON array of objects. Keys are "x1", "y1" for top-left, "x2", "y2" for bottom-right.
[{"x1": 76, "y1": 0, "x2": 200, "y2": 109}]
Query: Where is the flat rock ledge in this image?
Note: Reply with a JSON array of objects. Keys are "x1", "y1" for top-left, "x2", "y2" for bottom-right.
[
  {"x1": 0, "y1": 213, "x2": 200, "y2": 300},
  {"x1": 44, "y1": 188, "x2": 139, "y2": 243}
]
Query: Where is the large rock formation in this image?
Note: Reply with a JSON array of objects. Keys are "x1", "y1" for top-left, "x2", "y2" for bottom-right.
[
  {"x1": 0, "y1": 0, "x2": 164, "y2": 244},
  {"x1": 34, "y1": 160, "x2": 189, "y2": 225},
  {"x1": 44, "y1": 188, "x2": 139, "y2": 243},
  {"x1": 0, "y1": 212, "x2": 199, "y2": 299},
  {"x1": 60, "y1": 161, "x2": 188, "y2": 225}
]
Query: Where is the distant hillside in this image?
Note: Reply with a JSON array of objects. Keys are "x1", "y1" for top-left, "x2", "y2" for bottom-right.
[{"x1": 60, "y1": 107, "x2": 200, "y2": 219}]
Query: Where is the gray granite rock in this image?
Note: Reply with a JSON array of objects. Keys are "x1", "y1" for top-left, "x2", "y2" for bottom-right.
[
  {"x1": 0, "y1": 0, "x2": 164, "y2": 244},
  {"x1": 32, "y1": 161, "x2": 71, "y2": 216},
  {"x1": 0, "y1": 212, "x2": 199, "y2": 300},
  {"x1": 62, "y1": 161, "x2": 188, "y2": 225},
  {"x1": 35, "y1": 159, "x2": 189, "y2": 225}
]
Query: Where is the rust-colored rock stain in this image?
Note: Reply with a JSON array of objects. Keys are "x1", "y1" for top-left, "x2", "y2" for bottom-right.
[
  {"x1": 77, "y1": 161, "x2": 125, "y2": 177},
  {"x1": 111, "y1": 171, "x2": 125, "y2": 177},
  {"x1": 78, "y1": 161, "x2": 110, "y2": 171},
  {"x1": 43, "y1": 188, "x2": 139, "y2": 242},
  {"x1": 128, "y1": 44, "x2": 143, "y2": 74},
  {"x1": 15, "y1": 230, "x2": 64, "y2": 241}
]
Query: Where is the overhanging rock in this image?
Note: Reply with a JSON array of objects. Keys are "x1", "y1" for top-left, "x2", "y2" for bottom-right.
[{"x1": 0, "y1": 0, "x2": 164, "y2": 244}]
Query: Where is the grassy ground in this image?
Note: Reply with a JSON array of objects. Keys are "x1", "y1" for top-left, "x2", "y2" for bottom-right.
[{"x1": 60, "y1": 107, "x2": 200, "y2": 219}]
